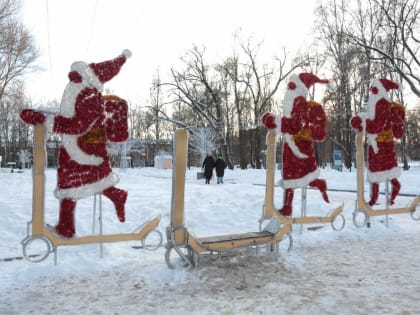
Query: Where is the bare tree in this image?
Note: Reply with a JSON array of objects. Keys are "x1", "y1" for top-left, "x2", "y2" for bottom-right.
[
  {"x1": 0, "y1": 0, "x2": 38, "y2": 165},
  {"x1": 0, "y1": 83, "x2": 29, "y2": 165},
  {"x1": 339, "y1": 0, "x2": 418, "y2": 169},
  {"x1": 315, "y1": 0, "x2": 360, "y2": 169},
  {"x1": 145, "y1": 70, "x2": 172, "y2": 143},
  {"x1": 237, "y1": 39, "x2": 303, "y2": 169},
  {"x1": 163, "y1": 45, "x2": 229, "y2": 163},
  {"x1": 17, "y1": 148, "x2": 31, "y2": 168},
  {"x1": 348, "y1": 0, "x2": 420, "y2": 98},
  {"x1": 189, "y1": 127, "x2": 218, "y2": 166},
  {"x1": 107, "y1": 138, "x2": 145, "y2": 170},
  {"x1": 0, "y1": 0, "x2": 38, "y2": 100},
  {"x1": 216, "y1": 54, "x2": 250, "y2": 169}
]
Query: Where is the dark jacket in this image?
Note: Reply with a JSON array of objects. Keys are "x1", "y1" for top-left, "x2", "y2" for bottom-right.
[
  {"x1": 215, "y1": 156, "x2": 226, "y2": 177},
  {"x1": 202, "y1": 156, "x2": 215, "y2": 179}
]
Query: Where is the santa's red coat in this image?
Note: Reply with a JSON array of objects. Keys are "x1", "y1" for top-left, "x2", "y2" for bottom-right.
[
  {"x1": 365, "y1": 99, "x2": 404, "y2": 183},
  {"x1": 281, "y1": 99, "x2": 327, "y2": 188},
  {"x1": 53, "y1": 88, "x2": 128, "y2": 199}
]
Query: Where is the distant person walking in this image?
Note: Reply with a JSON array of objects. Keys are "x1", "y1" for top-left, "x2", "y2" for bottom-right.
[
  {"x1": 202, "y1": 153, "x2": 215, "y2": 184},
  {"x1": 215, "y1": 155, "x2": 226, "y2": 184}
]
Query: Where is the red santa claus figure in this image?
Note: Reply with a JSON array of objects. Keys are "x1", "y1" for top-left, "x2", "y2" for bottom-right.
[
  {"x1": 261, "y1": 73, "x2": 330, "y2": 216},
  {"x1": 20, "y1": 50, "x2": 131, "y2": 238},
  {"x1": 350, "y1": 78, "x2": 405, "y2": 206}
]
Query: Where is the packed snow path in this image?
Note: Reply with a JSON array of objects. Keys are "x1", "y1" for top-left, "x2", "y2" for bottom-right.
[
  {"x1": 1, "y1": 226, "x2": 419, "y2": 314},
  {"x1": 1, "y1": 167, "x2": 419, "y2": 314}
]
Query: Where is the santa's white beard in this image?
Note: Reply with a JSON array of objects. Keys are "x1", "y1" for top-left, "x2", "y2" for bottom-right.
[{"x1": 59, "y1": 81, "x2": 87, "y2": 117}]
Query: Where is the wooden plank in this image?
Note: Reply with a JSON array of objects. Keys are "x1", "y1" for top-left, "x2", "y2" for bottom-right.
[
  {"x1": 198, "y1": 231, "x2": 273, "y2": 244},
  {"x1": 171, "y1": 129, "x2": 188, "y2": 244},
  {"x1": 355, "y1": 132, "x2": 370, "y2": 211},
  {"x1": 44, "y1": 215, "x2": 160, "y2": 246},
  {"x1": 201, "y1": 235, "x2": 275, "y2": 251},
  {"x1": 263, "y1": 130, "x2": 278, "y2": 218},
  {"x1": 32, "y1": 123, "x2": 47, "y2": 234}
]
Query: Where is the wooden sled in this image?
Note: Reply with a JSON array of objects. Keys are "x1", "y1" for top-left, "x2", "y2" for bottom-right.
[
  {"x1": 259, "y1": 130, "x2": 345, "y2": 232},
  {"x1": 164, "y1": 129, "x2": 292, "y2": 269},
  {"x1": 21, "y1": 122, "x2": 162, "y2": 264},
  {"x1": 352, "y1": 132, "x2": 420, "y2": 227}
]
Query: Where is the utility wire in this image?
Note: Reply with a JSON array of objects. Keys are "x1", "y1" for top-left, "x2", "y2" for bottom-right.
[
  {"x1": 86, "y1": 0, "x2": 98, "y2": 55},
  {"x1": 45, "y1": 0, "x2": 52, "y2": 70}
]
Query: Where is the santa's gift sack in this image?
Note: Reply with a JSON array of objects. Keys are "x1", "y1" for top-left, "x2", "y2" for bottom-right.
[{"x1": 104, "y1": 95, "x2": 129, "y2": 142}]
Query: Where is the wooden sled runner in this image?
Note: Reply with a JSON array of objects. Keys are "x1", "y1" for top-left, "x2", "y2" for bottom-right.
[
  {"x1": 165, "y1": 129, "x2": 292, "y2": 269},
  {"x1": 21, "y1": 122, "x2": 162, "y2": 264},
  {"x1": 352, "y1": 132, "x2": 420, "y2": 227},
  {"x1": 260, "y1": 130, "x2": 345, "y2": 232}
]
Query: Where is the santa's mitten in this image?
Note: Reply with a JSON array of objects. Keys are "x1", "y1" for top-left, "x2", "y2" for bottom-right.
[
  {"x1": 104, "y1": 96, "x2": 129, "y2": 142},
  {"x1": 390, "y1": 103, "x2": 405, "y2": 139},
  {"x1": 350, "y1": 116, "x2": 363, "y2": 132},
  {"x1": 20, "y1": 109, "x2": 46, "y2": 125},
  {"x1": 261, "y1": 112, "x2": 278, "y2": 130},
  {"x1": 310, "y1": 124, "x2": 327, "y2": 141},
  {"x1": 309, "y1": 103, "x2": 327, "y2": 140}
]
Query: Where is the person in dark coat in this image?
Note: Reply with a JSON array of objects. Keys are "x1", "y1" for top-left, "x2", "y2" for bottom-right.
[
  {"x1": 202, "y1": 153, "x2": 215, "y2": 184},
  {"x1": 215, "y1": 154, "x2": 226, "y2": 184}
]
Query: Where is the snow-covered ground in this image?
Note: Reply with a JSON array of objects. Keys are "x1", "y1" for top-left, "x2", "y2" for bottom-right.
[{"x1": 0, "y1": 165, "x2": 419, "y2": 314}]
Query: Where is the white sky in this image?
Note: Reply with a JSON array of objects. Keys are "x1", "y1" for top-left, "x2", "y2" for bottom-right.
[{"x1": 21, "y1": 0, "x2": 318, "y2": 106}]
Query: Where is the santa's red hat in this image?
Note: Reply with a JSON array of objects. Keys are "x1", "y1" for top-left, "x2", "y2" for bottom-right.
[
  {"x1": 298, "y1": 73, "x2": 329, "y2": 89},
  {"x1": 379, "y1": 78, "x2": 399, "y2": 91},
  {"x1": 69, "y1": 49, "x2": 131, "y2": 91},
  {"x1": 283, "y1": 72, "x2": 329, "y2": 118},
  {"x1": 366, "y1": 77, "x2": 399, "y2": 119}
]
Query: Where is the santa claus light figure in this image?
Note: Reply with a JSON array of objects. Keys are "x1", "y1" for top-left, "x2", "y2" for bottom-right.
[
  {"x1": 350, "y1": 78, "x2": 405, "y2": 206},
  {"x1": 20, "y1": 50, "x2": 131, "y2": 238},
  {"x1": 261, "y1": 73, "x2": 330, "y2": 216}
]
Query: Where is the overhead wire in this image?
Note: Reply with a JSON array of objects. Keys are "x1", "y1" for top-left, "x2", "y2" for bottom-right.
[
  {"x1": 86, "y1": 0, "x2": 98, "y2": 56},
  {"x1": 45, "y1": 0, "x2": 52, "y2": 70}
]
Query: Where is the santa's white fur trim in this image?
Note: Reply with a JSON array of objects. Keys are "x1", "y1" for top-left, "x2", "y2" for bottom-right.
[
  {"x1": 122, "y1": 49, "x2": 132, "y2": 58},
  {"x1": 367, "y1": 78, "x2": 390, "y2": 120},
  {"x1": 62, "y1": 134, "x2": 103, "y2": 166},
  {"x1": 367, "y1": 134, "x2": 379, "y2": 154},
  {"x1": 279, "y1": 169, "x2": 320, "y2": 189},
  {"x1": 59, "y1": 81, "x2": 86, "y2": 118},
  {"x1": 275, "y1": 115, "x2": 282, "y2": 133},
  {"x1": 367, "y1": 166, "x2": 401, "y2": 183},
  {"x1": 54, "y1": 173, "x2": 119, "y2": 199},
  {"x1": 283, "y1": 134, "x2": 308, "y2": 159},
  {"x1": 283, "y1": 75, "x2": 308, "y2": 118},
  {"x1": 70, "y1": 61, "x2": 103, "y2": 91}
]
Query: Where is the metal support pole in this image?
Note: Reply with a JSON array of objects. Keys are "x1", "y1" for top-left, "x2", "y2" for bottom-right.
[
  {"x1": 300, "y1": 187, "x2": 307, "y2": 234},
  {"x1": 92, "y1": 194, "x2": 97, "y2": 234},
  {"x1": 385, "y1": 180, "x2": 390, "y2": 228},
  {"x1": 92, "y1": 194, "x2": 104, "y2": 258},
  {"x1": 98, "y1": 194, "x2": 103, "y2": 258}
]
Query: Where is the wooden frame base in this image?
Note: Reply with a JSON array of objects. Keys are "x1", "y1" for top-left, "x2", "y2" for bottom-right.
[
  {"x1": 165, "y1": 129, "x2": 292, "y2": 268},
  {"x1": 353, "y1": 132, "x2": 420, "y2": 226},
  {"x1": 22, "y1": 122, "x2": 161, "y2": 263},
  {"x1": 260, "y1": 131, "x2": 345, "y2": 231}
]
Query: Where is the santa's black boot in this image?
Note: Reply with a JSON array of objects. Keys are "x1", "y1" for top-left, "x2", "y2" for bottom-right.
[
  {"x1": 309, "y1": 178, "x2": 330, "y2": 203},
  {"x1": 103, "y1": 186, "x2": 127, "y2": 222},
  {"x1": 55, "y1": 199, "x2": 76, "y2": 238},
  {"x1": 390, "y1": 178, "x2": 401, "y2": 205},
  {"x1": 368, "y1": 183, "x2": 379, "y2": 206},
  {"x1": 279, "y1": 188, "x2": 294, "y2": 216}
]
